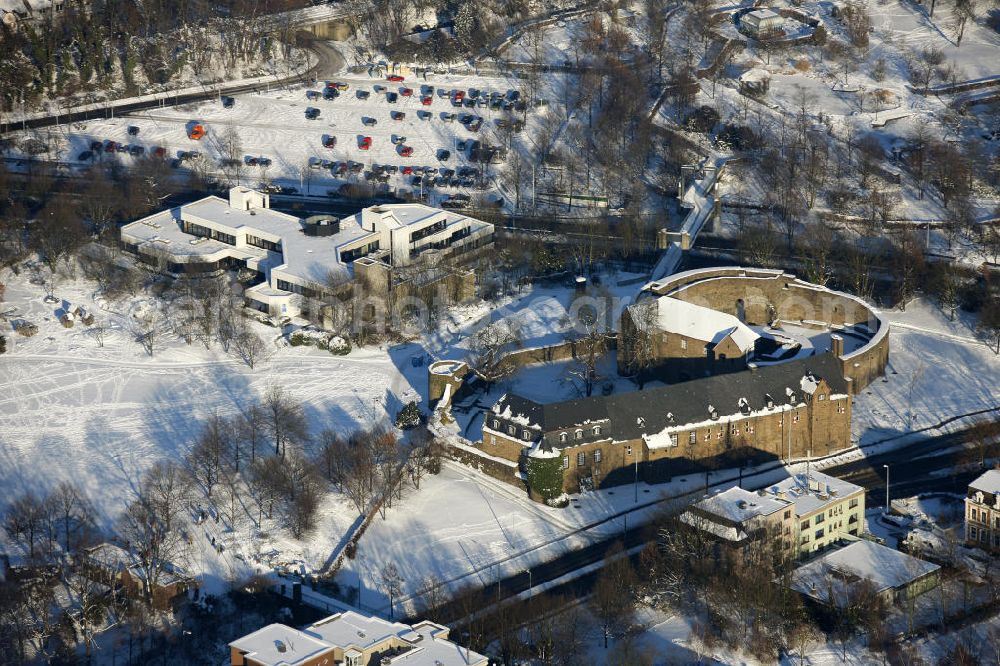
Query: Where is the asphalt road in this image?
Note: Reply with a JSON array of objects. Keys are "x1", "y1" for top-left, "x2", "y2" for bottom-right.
[
  {"x1": 417, "y1": 423, "x2": 990, "y2": 630},
  {"x1": 0, "y1": 39, "x2": 345, "y2": 136}
]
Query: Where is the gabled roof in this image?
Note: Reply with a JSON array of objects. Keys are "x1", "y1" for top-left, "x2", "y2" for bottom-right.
[
  {"x1": 632, "y1": 296, "x2": 759, "y2": 353},
  {"x1": 490, "y1": 354, "x2": 847, "y2": 443}
]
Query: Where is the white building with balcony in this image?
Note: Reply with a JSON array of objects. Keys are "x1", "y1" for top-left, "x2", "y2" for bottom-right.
[{"x1": 120, "y1": 188, "x2": 494, "y2": 320}]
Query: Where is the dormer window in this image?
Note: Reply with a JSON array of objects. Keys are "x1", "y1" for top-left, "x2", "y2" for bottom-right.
[
  {"x1": 492, "y1": 420, "x2": 499, "y2": 430},
  {"x1": 593, "y1": 426, "x2": 602, "y2": 436},
  {"x1": 575, "y1": 429, "x2": 583, "y2": 440},
  {"x1": 522, "y1": 430, "x2": 531, "y2": 441},
  {"x1": 559, "y1": 432, "x2": 568, "y2": 444},
  {"x1": 507, "y1": 425, "x2": 515, "y2": 436}
]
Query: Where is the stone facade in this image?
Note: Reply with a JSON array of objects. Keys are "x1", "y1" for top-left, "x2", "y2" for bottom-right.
[{"x1": 965, "y1": 470, "x2": 1000, "y2": 552}]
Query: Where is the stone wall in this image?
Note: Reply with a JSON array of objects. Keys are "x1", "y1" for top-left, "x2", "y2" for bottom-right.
[{"x1": 647, "y1": 267, "x2": 889, "y2": 392}]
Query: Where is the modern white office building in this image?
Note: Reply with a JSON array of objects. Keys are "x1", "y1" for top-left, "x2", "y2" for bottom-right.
[{"x1": 120, "y1": 187, "x2": 494, "y2": 320}]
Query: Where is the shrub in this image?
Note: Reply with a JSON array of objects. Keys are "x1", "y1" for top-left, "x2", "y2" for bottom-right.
[
  {"x1": 526, "y1": 454, "x2": 564, "y2": 502},
  {"x1": 15, "y1": 321, "x2": 37, "y2": 337},
  {"x1": 0, "y1": 335, "x2": 6, "y2": 354},
  {"x1": 395, "y1": 402, "x2": 422, "y2": 430},
  {"x1": 288, "y1": 332, "x2": 312, "y2": 347},
  {"x1": 329, "y1": 336, "x2": 351, "y2": 356},
  {"x1": 716, "y1": 124, "x2": 761, "y2": 151},
  {"x1": 684, "y1": 105, "x2": 721, "y2": 133},
  {"x1": 794, "y1": 59, "x2": 810, "y2": 73}
]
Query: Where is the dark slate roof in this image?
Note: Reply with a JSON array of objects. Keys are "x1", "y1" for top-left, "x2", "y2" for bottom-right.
[{"x1": 490, "y1": 354, "x2": 847, "y2": 441}]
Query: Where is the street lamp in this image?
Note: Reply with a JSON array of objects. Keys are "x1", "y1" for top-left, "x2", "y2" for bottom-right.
[
  {"x1": 883, "y1": 464, "x2": 890, "y2": 515},
  {"x1": 525, "y1": 568, "x2": 532, "y2": 594}
]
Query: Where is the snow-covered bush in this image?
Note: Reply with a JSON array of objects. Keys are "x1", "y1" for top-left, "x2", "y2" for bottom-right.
[
  {"x1": 328, "y1": 336, "x2": 351, "y2": 356},
  {"x1": 14, "y1": 321, "x2": 38, "y2": 337},
  {"x1": 395, "y1": 402, "x2": 422, "y2": 430}
]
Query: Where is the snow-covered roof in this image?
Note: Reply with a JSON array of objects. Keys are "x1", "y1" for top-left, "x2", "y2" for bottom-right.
[
  {"x1": 230, "y1": 612, "x2": 488, "y2": 666},
  {"x1": 768, "y1": 471, "x2": 863, "y2": 517},
  {"x1": 739, "y1": 68, "x2": 771, "y2": 84},
  {"x1": 969, "y1": 469, "x2": 1000, "y2": 495},
  {"x1": 229, "y1": 623, "x2": 334, "y2": 666},
  {"x1": 690, "y1": 486, "x2": 790, "y2": 525},
  {"x1": 790, "y1": 540, "x2": 939, "y2": 606},
  {"x1": 638, "y1": 296, "x2": 759, "y2": 353},
  {"x1": 745, "y1": 8, "x2": 781, "y2": 21}
]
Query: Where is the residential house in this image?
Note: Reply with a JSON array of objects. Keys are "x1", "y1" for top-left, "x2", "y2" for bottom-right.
[
  {"x1": 965, "y1": 469, "x2": 1000, "y2": 551},
  {"x1": 229, "y1": 611, "x2": 488, "y2": 666},
  {"x1": 81, "y1": 542, "x2": 195, "y2": 610},
  {"x1": 789, "y1": 539, "x2": 940, "y2": 607},
  {"x1": 770, "y1": 470, "x2": 866, "y2": 556},
  {"x1": 680, "y1": 486, "x2": 797, "y2": 561}
]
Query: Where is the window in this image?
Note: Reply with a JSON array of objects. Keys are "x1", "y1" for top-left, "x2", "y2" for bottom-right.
[
  {"x1": 849, "y1": 498, "x2": 859, "y2": 509},
  {"x1": 507, "y1": 425, "x2": 515, "y2": 436},
  {"x1": 575, "y1": 429, "x2": 584, "y2": 440},
  {"x1": 594, "y1": 449, "x2": 602, "y2": 463},
  {"x1": 730, "y1": 424, "x2": 739, "y2": 435},
  {"x1": 689, "y1": 431, "x2": 697, "y2": 445},
  {"x1": 793, "y1": 413, "x2": 800, "y2": 423},
  {"x1": 593, "y1": 426, "x2": 602, "y2": 436},
  {"x1": 815, "y1": 528, "x2": 825, "y2": 540},
  {"x1": 982, "y1": 531, "x2": 988, "y2": 543},
  {"x1": 971, "y1": 508, "x2": 979, "y2": 521},
  {"x1": 562, "y1": 456, "x2": 569, "y2": 470},
  {"x1": 818, "y1": 394, "x2": 826, "y2": 401},
  {"x1": 784, "y1": 510, "x2": 792, "y2": 520},
  {"x1": 246, "y1": 235, "x2": 281, "y2": 252},
  {"x1": 970, "y1": 527, "x2": 978, "y2": 540},
  {"x1": 489, "y1": 435, "x2": 496, "y2": 446},
  {"x1": 492, "y1": 420, "x2": 499, "y2": 430},
  {"x1": 668, "y1": 434, "x2": 678, "y2": 447},
  {"x1": 625, "y1": 446, "x2": 632, "y2": 456},
  {"x1": 815, "y1": 514, "x2": 825, "y2": 525},
  {"x1": 680, "y1": 339, "x2": 687, "y2": 350},
  {"x1": 745, "y1": 423, "x2": 753, "y2": 433},
  {"x1": 577, "y1": 452, "x2": 586, "y2": 467},
  {"x1": 522, "y1": 430, "x2": 531, "y2": 441},
  {"x1": 559, "y1": 432, "x2": 568, "y2": 444},
  {"x1": 995, "y1": 517, "x2": 999, "y2": 529},
  {"x1": 800, "y1": 520, "x2": 809, "y2": 531}
]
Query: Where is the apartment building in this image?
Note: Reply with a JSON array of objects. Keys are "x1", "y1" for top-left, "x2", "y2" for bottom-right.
[
  {"x1": 120, "y1": 188, "x2": 493, "y2": 321},
  {"x1": 229, "y1": 611, "x2": 488, "y2": 666},
  {"x1": 965, "y1": 469, "x2": 1000, "y2": 551},
  {"x1": 769, "y1": 470, "x2": 866, "y2": 556}
]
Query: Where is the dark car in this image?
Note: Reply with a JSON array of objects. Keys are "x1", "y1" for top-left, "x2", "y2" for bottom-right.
[
  {"x1": 276, "y1": 186, "x2": 298, "y2": 194},
  {"x1": 490, "y1": 98, "x2": 502, "y2": 110},
  {"x1": 463, "y1": 98, "x2": 475, "y2": 108},
  {"x1": 391, "y1": 111, "x2": 405, "y2": 121},
  {"x1": 305, "y1": 108, "x2": 320, "y2": 119},
  {"x1": 306, "y1": 90, "x2": 322, "y2": 100},
  {"x1": 440, "y1": 168, "x2": 455, "y2": 178},
  {"x1": 357, "y1": 90, "x2": 371, "y2": 100},
  {"x1": 259, "y1": 157, "x2": 272, "y2": 167},
  {"x1": 129, "y1": 145, "x2": 145, "y2": 156},
  {"x1": 222, "y1": 96, "x2": 235, "y2": 108},
  {"x1": 323, "y1": 88, "x2": 339, "y2": 100},
  {"x1": 437, "y1": 149, "x2": 451, "y2": 161},
  {"x1": 441, "y1": 113, "x2": 456, "y2": 122},
  {"x1": 104, "y1": 141, "x2": 117, "y2": 153},
  {"x1": 115, "y1": 143, "x2": 128, "y2": 153},
  {"x1": 362, "y1": 117, "x2": 378, "y2": 126},
  {"x1": 507, "y1": 90, "x2": 520, "y2": 101},
  {"x1": 246, "y1": 157, "x2": 259, "y2": 166},
  {"x1": 417, "y1": 110, "x2": 432, "y2": 120},
  {"x1": 77, "y1": 150, "x2": 93, "y2": 161},
  {"x1": 127, "y1": 125, "x2": 140, "y2": 136},
  {"x1": 89, "y1": 140, "x2": 103, "y2": 151},
  {"x1": 387, "y1": 92, "x2": 399, "y2": 103}
]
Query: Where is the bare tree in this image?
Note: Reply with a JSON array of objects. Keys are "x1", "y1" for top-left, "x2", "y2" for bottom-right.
[
  {"x1": 231, "y1": 318, "x2": 272, "y2": 369},
  {"x1": 380, "y1": 562, "x2": 405, "y2": 619},
  {"x1": 590, "y1": 542, "x2": 637, "y2": 648},
  {"x1": 263, "y1": 385, "x2": 308, "y2": 458},
  {"x1": 4, "y1": 491, "x2": 52, "y2": 562},
  {"x1": 465, "y1": 319, "x2": 523, "y2": 393}
]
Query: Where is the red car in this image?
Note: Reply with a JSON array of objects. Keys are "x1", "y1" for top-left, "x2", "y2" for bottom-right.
[
  {"x1": 400, "y1": 88, "x2": 413, "y2": 97},
  {"x1": 387, "y1": 75, "x2": 404, "y2": 82},
  {"x1": 453, "y1": 90, "x2": 465, "y2": 100},
  {"x1": 399, "y1": 146, "x2": 413, "y2": 157},
  {"x1": 359, "y1": 136, "x2": 372, "y2": 150},
  {"x1": 421, "y1": 96, "x2": 432, "y2": 106},
  {"x1": 402, "y1": 166, "x2": 413, "y2": 175}
]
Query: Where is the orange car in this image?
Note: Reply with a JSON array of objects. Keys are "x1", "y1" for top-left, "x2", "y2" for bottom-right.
[{"x1": 188, "y1": 123, "x2": 206, "y2": 140}]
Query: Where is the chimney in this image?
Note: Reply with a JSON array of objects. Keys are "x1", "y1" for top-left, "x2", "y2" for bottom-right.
[{"x1": 830, "y1": 334, "x2": 844, "y2": 357}]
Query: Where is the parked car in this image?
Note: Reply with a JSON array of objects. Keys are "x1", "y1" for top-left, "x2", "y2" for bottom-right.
[
  {"x1": 259, "y1": 157, "x2": 272, "y2": 167},
  {"x1": 392, "y1": 135, "x2": 406, "y2": 145},
  {"x1": 222, "y1": 96, "x2": 235, "y2": 108},
  {"x1": 323, "y1": 136, "x2": 337, "y2": 148},
  {"x1": 417, "y1": 110, "x2": 432, "y2": 120},
  {"x1": 276, "y1": 185, "x2": 298, "y2": 194},
  {"x1": 402, "y1": 166, "x2": 414, "y2": 175},
  {"x1": 334, "y1": 82, "x2": 349, "y2": 91},
  {"x1": 127, "y1": 125, "x2": 140, "y2": 136},
  {"x1": 323, "y1": 88, "x2": 338, "y2": 100},
  {"x1": 115, "y1": 143, "x2": 128, "y2": 153},
  {"x1": 399, "y1": 146, "x2": 413, "y2": 157},
  {"x1": 78, "y1": 150, "x2": 93, "y2": 161},
  {"x1": 309, "y1": 157, "x2": 323, "y2": 169},
  {"x1": 421, "y1": 85, "x2": 435, "y2": 95},
  {"x1": 362, "y1": 117, "x2": 378, "y2": 126},
  {"x1": 463, "y1": 98, "x2": 475, "y2": 108},
  {"x1": 385, "y1": 165, "x2": 398, "y2": 173},
  {"x1": 453, "y1": 89, "x2": 465, "y2": 100},
  {"x1": 421, "y1": 95, "x2": 432, "y2": 106},
  {"x1": 188, "y1": 123, "x2": 206, "y2": 140},
  {"x1": 400, "y1": 87, "x2": 413, "y2": 97},
  {"x1": 357, "y1": 90, "x2": 371, "y2": 100},
  {"x1": 441, "y1": 112, "x2": 456, "y2": 122},
  {"x1": 387, "y1": 92, "x2": 398, "y2": 103},
  {"x1": 152, "y1": 146, "x2": 166, "y2": 158},
  {"x1": 387, "y1": 74, "x2": 405, "y2": 82},
  {"x1": 359, "y1": 136, "x2": 372, "y2": 150},
  {"x1": 306, "y1": 90, "x2": 322, "y2": 100},
  {"x1": 437, "y1": 149, "x2": 451, "y2": 161},
  {"x1": 374, "y1": 84, "x2": 387, "y2": 94},
  {"x1": 391, "y1": 111, "x2": 405, "y2": 121},
  {"x1": 305, "y1": 108, "x2": 320, "y2": 119},
  {"x1": 468, "y1": 88, "x2": 480, "y2": 99},
  {"x1": 246, "y1": 156, "x2": 259, "y2": 166}
]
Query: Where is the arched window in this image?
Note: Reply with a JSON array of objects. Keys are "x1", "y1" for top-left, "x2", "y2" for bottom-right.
[
  {"x1": 492, "y1": 420, "x2": 499, "y2": 430},
  {"x1": 593, "y1": 426, "x2": 602, "y2": 436},
  {"x1": 507, "y1": 425, "x2": 515, "y2": 436},
  {"x1": 559, "y1": 432, "x2": 568, "y2": 443},
  {"x1": 575, "y1": 429, "x2": 583, "y2": 440}
]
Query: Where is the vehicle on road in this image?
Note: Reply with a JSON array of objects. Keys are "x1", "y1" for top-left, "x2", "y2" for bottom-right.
[
  {"x1": 421, "y1": 96, "x2": 432, "y2": 106},
  {"x1": 357, "y1": 90, "x2": 370, "y2": 100},
  {"x1": 305, "y1": 108, "x2": 320, "y2": 120},
  {"x1": 391, "y1": 111, "x2": 405, "y2": 121},
  {"x1": 127, "y1": 126, "x2": 140, "y2": 136},
  {"x1": 222, "y1": 96, "x2": 235, "y2": 108},
  {"x1": 399, "y1": 146, "x2": 413, "y2": 157},
  {"x1": 437, "y1": 149, "x2": 451, "y2": 161},
  {"x1": 401, "y1": 88, "x2": 413, "y2": 97},
  {"x1": 323, "y1": 136, "x2": 337, "y2": 148},
  {"x1": 188, "y1": 123, "x2": 206, "y2": 140}
]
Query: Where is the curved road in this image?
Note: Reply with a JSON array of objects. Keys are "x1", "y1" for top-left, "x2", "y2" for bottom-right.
[{"x1": 1, "y1": 39, "x2": 345, "y2": 136}]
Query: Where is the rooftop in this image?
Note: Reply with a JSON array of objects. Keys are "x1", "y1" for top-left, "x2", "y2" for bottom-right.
[
  {"x1": 636, "y1": 296, "x2": 759, "y2": 353},
  {"x1": 767, "y1": 470, "x2": 864, "y2": 517},
  {"x1": 969, "y1": 469, "x2": 1000, "y2": 495},
  {"x1": 692, "y1": 486, "x2": 790, "y2": 524},
  {"x1": 790, "y1": 540, "x2": 940, "y2": 606},
  {"x1": 229, "y1": 624, "x2": 333, "y2": 666},
  {"x1": 746, "y1": 8, "x2": 781, "y2": 20}
]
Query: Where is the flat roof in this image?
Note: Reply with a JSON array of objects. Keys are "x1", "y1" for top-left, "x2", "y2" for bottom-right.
[
  {"x1": 790, "y1": 540, "x2": 939, "y2": 605},
  {"x1": 767, "y1": 470, "x2": 863, "y2": 517},
  {"x1": 692, "y1": 486, "x2": 790, "y2": 524},
  {"x1": 229, "y1": 624, "x2": 333, "y2": 666}
]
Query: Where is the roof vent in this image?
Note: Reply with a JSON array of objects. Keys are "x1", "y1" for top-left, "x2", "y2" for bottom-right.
[
  {"x1": 737, "y1": 500, "x2": 748, "y2": 509},
  {"x1": 358, "y1": 631, "x2": 366, "y2": 638}
]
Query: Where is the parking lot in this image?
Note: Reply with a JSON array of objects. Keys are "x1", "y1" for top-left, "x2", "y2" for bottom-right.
[{"x1": 44, "y1": 70, "x2": 544, "y2": 206}]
